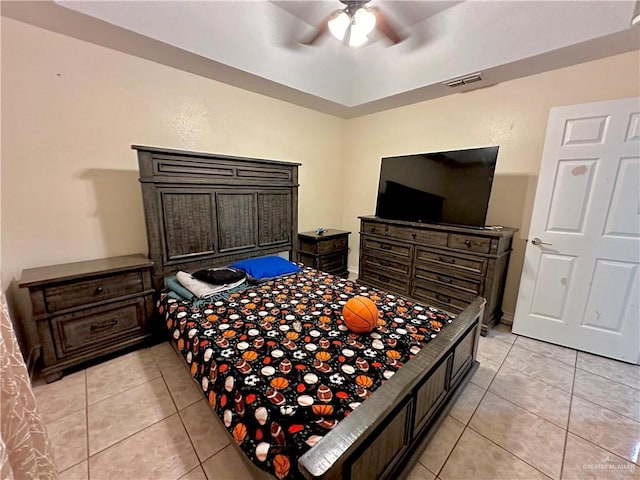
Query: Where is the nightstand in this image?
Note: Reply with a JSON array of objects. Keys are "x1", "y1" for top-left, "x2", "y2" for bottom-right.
[
  {"x1": 19, "y1": 254, "x2": 155, "y2": 382},
  {"x1": 298, "y1": 229, "x2": 351, "y2": 278}
]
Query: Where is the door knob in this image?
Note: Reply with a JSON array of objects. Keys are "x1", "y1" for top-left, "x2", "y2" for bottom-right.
[{"x1": 531, "y1": 237, "x2": 552, "y2": 246}]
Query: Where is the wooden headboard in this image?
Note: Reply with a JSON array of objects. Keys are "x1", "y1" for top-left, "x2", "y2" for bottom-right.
[{"x1": 135, "y1": 145, "x2": 300, "y2": 288}]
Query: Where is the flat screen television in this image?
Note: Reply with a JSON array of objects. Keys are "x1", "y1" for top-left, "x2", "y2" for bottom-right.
[{"x1": 375, "y1": 146, "x2": 499, "y2": 228}]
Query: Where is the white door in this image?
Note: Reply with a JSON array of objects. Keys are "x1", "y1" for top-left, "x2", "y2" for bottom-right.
[{"x1": 513, "y1": 97, "x2": 640, "y2": 364}]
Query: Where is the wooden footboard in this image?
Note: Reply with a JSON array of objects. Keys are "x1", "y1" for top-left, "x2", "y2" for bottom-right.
[{"x1": 298, "y1": 297, "x2": 485, "y2": 480}]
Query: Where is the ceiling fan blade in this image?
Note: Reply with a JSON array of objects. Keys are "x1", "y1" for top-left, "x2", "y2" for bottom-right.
[
  {"x1": 302, "y1": 10, "x2": 341, "y2": 45},
  {"x1": 371, "y1": 7, "x2": 404, "y2": 45},
  {"x1": 302, "y1": 22, "x2": 328, "y2": 45}
]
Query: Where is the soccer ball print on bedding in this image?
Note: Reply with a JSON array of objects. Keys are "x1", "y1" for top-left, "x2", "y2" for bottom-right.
[{"x1": 159, "y1": 267, "x2": 454, "y2": 479}]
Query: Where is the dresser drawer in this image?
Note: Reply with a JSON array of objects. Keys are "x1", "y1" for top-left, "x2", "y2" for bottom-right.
[
  {"x1": 361, "y1": 221, "x2": 449, "y2": 247},
  {"x1": 410, "y1": 284, "x2": 469, "y2": 314},
  {"x1": 448, "y1": 233, "x2": 491, "y2": 254},
  {"x1": 44, "y1": 271, "x2": 145, "y2": 313},
  {"x1": 361, "y1": 220, "x2": 384, "y2": 236},
  {"x1": 414, "y1": 247, "x2": 486, "y2": 277},
  {"x1": 414, "y1": 265, "x2": 482, "y2": 295},
  {"x1": 51, "y1": 297, "x2": 150, "y2": 359},
  {"x1": 412, "y1": 277, "x2": 478, "y2": 304},
  {"x1": 362, "y1": 236, "x2": 411, "y2": 258},
  {"x1": 387, "y1": 225, "x2": 448, "y2": 247},
  {"x1": 358, "y1": 217, "x2": 516, "y2": 338},
  {"x1": 362, "y1": 251, "x2": 410, "y2": 276},
  {"x1": 360, "y1": 266, "x2": 409, "y2": 294}
]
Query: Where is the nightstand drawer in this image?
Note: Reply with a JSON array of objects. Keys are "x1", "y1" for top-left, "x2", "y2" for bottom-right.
[
  {"x1": 318, "y1": 252, "x2": 347, "y2": 274},
  {"x1": 44, "y1": 271, "x2": 144, "y2": 312},
  {"x1": 298, "y1": 229, "x2": 350, "y2": 276},
  {"x1": 20, "y1": 254, "x2": 155, "y2": 382},
  {"x1": 52, "y1": 297, "x2": 148, "y2": 358},
  {"x1": 318, "y1": 236, "x2": 348, "y2": 254},
  {"x1": 448, "y1": 233, "x2": 491, "y2": 254}
]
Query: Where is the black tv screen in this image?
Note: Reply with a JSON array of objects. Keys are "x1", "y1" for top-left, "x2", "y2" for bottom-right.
[{"x1": 375, "y1": 146, "x2": 499, "y2": 228}]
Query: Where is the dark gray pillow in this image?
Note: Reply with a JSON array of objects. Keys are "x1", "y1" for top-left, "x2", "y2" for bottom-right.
[{"x1": 192, "y1": 268, "x2": 246, "y2": 285}]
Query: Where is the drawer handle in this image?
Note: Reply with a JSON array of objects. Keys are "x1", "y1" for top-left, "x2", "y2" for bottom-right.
[
  {"x1": 378, "y1": 275, "x2": 390, "y2": 282},
  {"x1": 380, "y1": 260, "x2": 393, "y2": 267},
  {"x1": 90, "y1": 319, "x2": 118, "y2": 332},
  {"x1": 411, "y1": 232, "x2": 416, "y2": 239},
  {"x1": 371, "y1": 227, "x2": 376, "y2": 233},
  {"x1": 464, "y1": 240, "x2": 472, "y2": 248},
  {"x1": 380, "y1": 244, "x2": 392, "y2": 251},
  {"x1": 94, "y1": 286, "x2": 104, "y2": 295},
  {"x1": 435, "y1": 293, "x2": 451, "y2": 303},
  {"x1": 437, "y1": 275, "x2": 453, "y2": 284},
  {"x1": 439, "y1": 256, "x2": 456, "y2": 264}
]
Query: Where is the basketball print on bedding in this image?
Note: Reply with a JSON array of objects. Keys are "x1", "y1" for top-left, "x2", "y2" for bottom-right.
[{"x1": 160, "y1": 266, "x2": 456, "y2": 480}]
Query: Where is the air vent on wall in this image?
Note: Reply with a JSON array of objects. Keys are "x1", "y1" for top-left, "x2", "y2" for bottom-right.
[{"x1": 444, "y1": 73, "x2": 483, "y2": 88}]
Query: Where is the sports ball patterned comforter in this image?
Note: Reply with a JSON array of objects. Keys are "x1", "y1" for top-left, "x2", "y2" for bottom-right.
[{"x1": 158, "y1": 267, "x2": 456, "y2": 479}]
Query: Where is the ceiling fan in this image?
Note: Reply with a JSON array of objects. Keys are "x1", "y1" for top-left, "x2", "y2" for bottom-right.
[{"x1": 303, "y1": 0, "x2": 404, "y2": 48}]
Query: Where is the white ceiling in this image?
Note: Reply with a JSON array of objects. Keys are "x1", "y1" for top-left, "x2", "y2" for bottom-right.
[{"x1": 3, "y1": 1, "x2": 640, "y2": 118}]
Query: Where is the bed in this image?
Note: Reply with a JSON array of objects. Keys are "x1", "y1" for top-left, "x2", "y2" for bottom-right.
[{"x1": 135, "y1": 145, "x2": 484, "y2": 480}]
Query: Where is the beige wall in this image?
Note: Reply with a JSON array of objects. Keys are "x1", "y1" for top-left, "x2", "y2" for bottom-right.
[
  {"x1": 341, "y1": 50, "x2": 640, "y2": 314},
  {"x1": 1, "y1": 17, "x2": 346, "y2": 281},
  {"x1": 1, "y1": 18, "x2": 345, "y2": 356}
]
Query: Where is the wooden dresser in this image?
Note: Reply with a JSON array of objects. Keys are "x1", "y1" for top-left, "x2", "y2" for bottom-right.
[
  {"x1": 19, "y1": 255, "x2": 155, "y2": 382},
  {"x1": 298, "y1": 229, "x2": 351, "y2": 278},
  {"x1": 358, "y1": 216, "x2": 516, "y2": 335}
]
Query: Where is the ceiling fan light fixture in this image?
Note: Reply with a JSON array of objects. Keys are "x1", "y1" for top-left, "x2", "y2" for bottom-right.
[
  {"x1": 304, "y1": 1, "x2": 403, "y2": 47},
  {"x1": 328, "y1": 11, "x2": 350, "y2": 41},
  {"x1": 354, "y1": 7, "x2": 376, "y2": 36},
  {"x1": 328, "y1": 4, "x2": 377, "y2": 47},
  {"x1": 348, "y1": 28, "x2": 369, "y2": 47}
]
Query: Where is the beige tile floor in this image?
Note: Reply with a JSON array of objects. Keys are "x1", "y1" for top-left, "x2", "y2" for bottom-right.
[{"x1": 34, "y1": 325, "x2": 640, "y2": 480}]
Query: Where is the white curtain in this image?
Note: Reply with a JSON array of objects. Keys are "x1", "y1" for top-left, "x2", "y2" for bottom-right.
[{"x1": 0, "y1": 287, "x2": 56, "y2": 479}]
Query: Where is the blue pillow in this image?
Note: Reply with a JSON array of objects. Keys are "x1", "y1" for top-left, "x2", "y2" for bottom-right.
[{"x1": 229, "y1": 256, "x2": 300, "y2": 280}]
